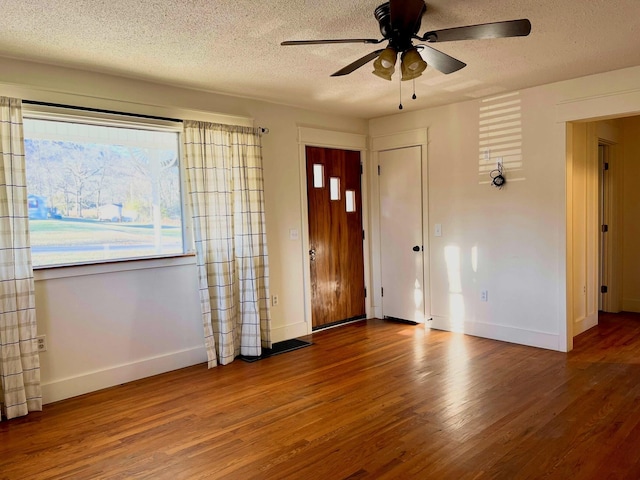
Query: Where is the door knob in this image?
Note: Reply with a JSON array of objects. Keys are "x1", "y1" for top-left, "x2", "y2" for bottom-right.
[
  {"x1": 309, "y1": 249, "x2": 316, "y2": 261},
  {"x1": 412, "y1": 245, "x2": 420, "y2": 252}
]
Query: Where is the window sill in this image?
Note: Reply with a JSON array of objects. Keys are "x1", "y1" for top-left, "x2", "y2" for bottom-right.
[{"x1": 33, "y1": 253, "x2": 197, "y2": 281}]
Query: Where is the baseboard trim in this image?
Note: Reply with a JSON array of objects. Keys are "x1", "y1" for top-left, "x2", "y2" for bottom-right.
[
  {"x1": 573, "y1": 315, "x2": 598, "y2": 336},
  {"x1": 42, "y1": 345, "x2": 207, "y2": 404},
  {"x1": 271, "y1": 321, "x2": 309, "y2": 343},
  {"x1": 428, "y1": 316, "x2": 561, "y2": 351},
  {"x1": 622, "y1": 299, "x2": 640, "y2": 313}
]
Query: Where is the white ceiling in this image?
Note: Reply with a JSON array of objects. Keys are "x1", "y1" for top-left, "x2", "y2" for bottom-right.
[{"x1": 1, "y1": 0, "x2": 640, "y2": 119}]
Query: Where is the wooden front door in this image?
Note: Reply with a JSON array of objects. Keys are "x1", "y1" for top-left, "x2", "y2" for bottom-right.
[{"x1": 306, "y1": 146, "x2": 366, "y2": 330}]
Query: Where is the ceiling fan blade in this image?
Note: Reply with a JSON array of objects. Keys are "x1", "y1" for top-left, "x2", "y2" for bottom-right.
[
  {"x1": 331, "y1": 49, "x2": 385, "y2": 76},
  {"x1": 422, "y1": 19, "x2": 531, "y2": 42},
  {"x1": 390, "y1": 0, "x2": 427, "y2": 35},
  {"x1": 281, "y1": 38, "x2": 381, "y2": 46},
  {"x1": 416, "y1": 45, "x2": 466, "y2": 74}
]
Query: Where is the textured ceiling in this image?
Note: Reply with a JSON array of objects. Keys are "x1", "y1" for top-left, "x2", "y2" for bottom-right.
[{"x1": 1, "y1": 0, "x2": 639, "y2": 118}]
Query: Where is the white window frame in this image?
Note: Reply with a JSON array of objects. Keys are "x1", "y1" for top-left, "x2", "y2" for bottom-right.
[{"x1": 23, "y1": 104, "x2": 195, "y2": 277}]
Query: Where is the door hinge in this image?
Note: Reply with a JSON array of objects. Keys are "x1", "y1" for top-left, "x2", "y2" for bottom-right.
[
  {"x1": 602, "y1": 224, "x2": 609, "y2": 233},
  {"x1": 360, "y1": 163, "x2": 363, "y2": 175},
  {"x1": 377, "y1": 165, "x2": 381, "y2": 175},
  {"x1": 381, "y1": 287, "x2": 384, "y2": 297},
  {"x1": 364, "y1": 287, "x2": 367, "y2": 298},
  {"x1": 601, "y1": 285, "x2": 608, "y2": 294},
  {"x1": 362, "y1": 229, "x2": 365, "y2": 240},
  {"x1": 604, "y1": 162, "x2": 609, "y2": 171}
]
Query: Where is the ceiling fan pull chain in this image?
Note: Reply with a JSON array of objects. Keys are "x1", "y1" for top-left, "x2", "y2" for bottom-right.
[
  {"x1": 412, "y1": 79, "x2": 417, "y2": 100},
  {"x1": 398, "y1": 75, "x2": 403, "y2": 110}
]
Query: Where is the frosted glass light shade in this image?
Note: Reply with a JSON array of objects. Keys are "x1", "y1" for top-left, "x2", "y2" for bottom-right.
[
  {"x1": 401, "y1": 48, "x2": 427, "y2": 81},
  {"x1": 372, "y1": 47, "x2": 397, "y2": 81}
]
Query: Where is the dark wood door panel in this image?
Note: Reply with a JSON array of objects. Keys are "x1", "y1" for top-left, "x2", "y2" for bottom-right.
[{"x1": 306, "y1": 146, "x2": 365, "y2": 329}]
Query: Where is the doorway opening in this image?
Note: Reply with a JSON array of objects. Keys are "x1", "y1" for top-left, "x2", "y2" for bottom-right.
[
  {"x1": 566, "y1": 118, "x2": 639, "y2": 349},
  {"x1": 370, "y1": 128, "x2": 429, "y2": 325},
  {"x1": 305, "y1": 146, "x2": 366, "y2": 331},
  {"x1": 378, "y1": 146, "x2": 425, "y2": 324}
]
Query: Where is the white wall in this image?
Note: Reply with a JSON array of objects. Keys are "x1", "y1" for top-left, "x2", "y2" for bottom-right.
[
  {"x1": 0, "y1": 56, "x2": 367, "y2": 403},
  {"x1": 34, "y1": 259, "x2": 204, "y2": 403},
  {"x1": 369, "y1": 65, "x2": 640, "y2": 352}
]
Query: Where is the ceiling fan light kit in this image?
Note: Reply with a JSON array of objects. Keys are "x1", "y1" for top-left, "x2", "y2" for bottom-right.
[{"x1": 282, "y1": 0, "x2": 531, "y2": 107}]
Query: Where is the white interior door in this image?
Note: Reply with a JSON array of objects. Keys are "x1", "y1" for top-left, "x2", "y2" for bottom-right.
[{"x1": 379, "y1": 146, "x2": 424, "y2": 323}]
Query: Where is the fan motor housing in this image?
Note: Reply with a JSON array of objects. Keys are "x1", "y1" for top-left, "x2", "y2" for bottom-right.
[
  {"x1": 375, "y1": 1, "x2": 425, "y2": 49},
  {"x1": 374, "y1": 3, "x2": 392, "y2": 38}
]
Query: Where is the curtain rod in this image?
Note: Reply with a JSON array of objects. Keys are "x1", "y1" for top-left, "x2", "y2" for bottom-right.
[
  {"x1": 23, "y1": 100, "x2": 183, "y2": 123},
  {"x1": 23, "y1": 100, "x2": 270, "y2": 134}
]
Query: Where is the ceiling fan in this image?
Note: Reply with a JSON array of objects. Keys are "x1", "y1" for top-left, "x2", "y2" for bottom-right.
[{"x1": 281, "y1": 0, "x2": 531, "y2": 82}]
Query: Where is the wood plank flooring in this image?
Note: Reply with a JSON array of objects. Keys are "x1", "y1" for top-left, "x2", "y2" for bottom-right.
[{"x1": 3, "y1": 313, "x2": 640, "y2": 479}]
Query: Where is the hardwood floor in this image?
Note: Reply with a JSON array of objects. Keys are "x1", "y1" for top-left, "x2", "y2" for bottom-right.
[{"x1": 3, "y1": 313, "x2": 640, "y2": 479}]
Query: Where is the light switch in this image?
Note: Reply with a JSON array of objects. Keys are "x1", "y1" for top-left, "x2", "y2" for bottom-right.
[
  {"x1": 289, "y1": 228, "x2": 299, "y2": 241},
  {"x1": 434, "y1": 224, "x2": 442, "y2": 237}
]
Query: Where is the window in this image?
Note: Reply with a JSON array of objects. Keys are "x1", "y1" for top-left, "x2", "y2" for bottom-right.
[
  {"x1": 23, "y1": 107, "x2": 187, "y2": 268},
  {"x1": 329, "y1": 177, "x2": 340, "y2": 201},
  {"x1": 345, "y1": 190, "x2": 356, "y2": 212},
  {"x1": 313, "y1": 163, "x2": 324, "y2": 188}
]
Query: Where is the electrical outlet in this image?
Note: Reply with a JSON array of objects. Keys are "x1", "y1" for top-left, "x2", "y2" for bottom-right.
[
  {"x1": 481, "y1": 290, "x2": 489, "y2": 302},
  {"x1": 36, "y1": 335, "x2": 47, "y2": 352},
  {"x1": 272, "y1": 295, "x2": 279, "y2": 307}
]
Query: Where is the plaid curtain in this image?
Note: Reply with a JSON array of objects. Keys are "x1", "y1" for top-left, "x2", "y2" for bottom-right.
[
  {"x1": 183, "y1": 121, "x2": 271, "y2": 366},
  {"x1": 0, "y1": 97, "x2": 42, "y2": 419}
]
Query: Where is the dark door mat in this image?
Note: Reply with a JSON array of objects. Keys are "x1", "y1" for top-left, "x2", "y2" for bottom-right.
[
  {"x1": 239, "y1": 338, "x2": 312, "y2": 363},
  {"x1": 383, "y1": 316, "x2": 419, "y2": 325}
]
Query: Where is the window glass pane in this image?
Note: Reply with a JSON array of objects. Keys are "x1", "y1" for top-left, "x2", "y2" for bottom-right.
[
  {"x1": 330, "y1": 177, "x2": 340, "y2": 201},
  {"x1": 313, "y1": 164, "x2": 324, "y2": 188},
  {"x1": 345, "y1": 190, "x2": 356, "y2": 212},
  {"x1": 23, "y1": 117, "x2": 184, "y2": 267}
]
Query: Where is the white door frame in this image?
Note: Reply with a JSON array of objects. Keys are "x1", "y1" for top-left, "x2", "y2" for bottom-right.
[
  {"x1": 370, "y1": 129, "x2": 429, "y2": 321},
  {"x1": 297, "y1": 127, "x2": 370, "y2": 335},
  {"x1": 598, "y1": 140, "x2": 622, "y2": 314}
]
